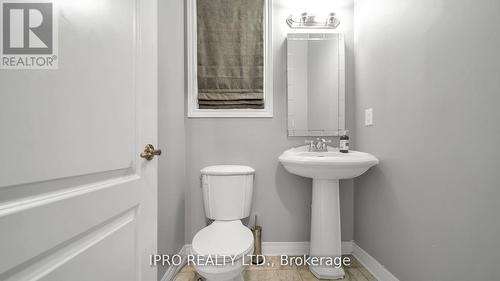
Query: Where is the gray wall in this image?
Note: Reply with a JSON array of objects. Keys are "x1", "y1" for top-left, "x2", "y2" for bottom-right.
[
  {"x1": 158, "y1": 0, "x2": 186, "y2": 279},
  {"x1": 185, "y1": 0, "x2": 356, "y2": 243},
  {"x1": 353, "y1": 0, "x2": 500, "y2": 280}
]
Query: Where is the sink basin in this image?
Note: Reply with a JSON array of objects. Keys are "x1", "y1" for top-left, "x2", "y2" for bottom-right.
[
  {"x1": 279, "y1": 146, "x2": 379, "y2": 180},
  {"x1": 279, "y1": 146, "x2": 378, "y2": 279}
]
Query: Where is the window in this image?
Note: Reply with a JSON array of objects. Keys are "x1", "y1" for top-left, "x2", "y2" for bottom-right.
[{"x1": 187, "y1": 0, "x2": 273, "y2": 118}]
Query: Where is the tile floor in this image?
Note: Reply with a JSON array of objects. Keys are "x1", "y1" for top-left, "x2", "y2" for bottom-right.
[{"x1": 174, "y1": 256, "x2": 376, "y2": 281}]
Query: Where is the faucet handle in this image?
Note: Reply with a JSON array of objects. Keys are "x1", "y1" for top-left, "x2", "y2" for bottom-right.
[
  {"x1": 305, "y1": 139, "x2": 315, "y2": 152},
  {"x1": 320, "y1": 139, "x2": 332, "y2": 152}
]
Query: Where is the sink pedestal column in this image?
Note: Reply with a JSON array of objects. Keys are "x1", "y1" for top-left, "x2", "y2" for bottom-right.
[{"x1": 309, "y1": 179, "x2": 345, "y2": 279}]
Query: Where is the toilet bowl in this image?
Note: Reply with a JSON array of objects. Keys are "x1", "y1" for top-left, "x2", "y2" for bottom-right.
[
  {"x1": 192, "y1": 165, "x2": 255, "y2": 281},
  {"x1": 192, "y1": 221, "x2": 253, "y2": 281}
]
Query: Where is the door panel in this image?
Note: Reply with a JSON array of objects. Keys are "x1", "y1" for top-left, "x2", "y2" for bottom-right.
[
  {"x1": 0, "y1": 0, "x2": 136, "y2": 187},
  {"x1": 39, "y1": 221, "x2": 137, "y2": 281},
  {"x1": 3, "y1": 208, "x2": 137, "y2": 281},
  {"x1": 0, "y1": 0, "x2": 157, "y2": 280},
  {"x1": 0, "y1": 177, "x2": 139, "y2": 274}
]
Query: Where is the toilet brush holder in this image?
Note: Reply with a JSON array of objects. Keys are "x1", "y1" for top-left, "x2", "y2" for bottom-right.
[{"x1": 251, "y1": 225, "x2": 263, "y2": 265}]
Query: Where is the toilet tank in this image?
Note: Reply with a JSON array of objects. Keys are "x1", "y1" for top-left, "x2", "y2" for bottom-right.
[{"x1": 200, "y1": 165, "x2": 255, "y2": 220}]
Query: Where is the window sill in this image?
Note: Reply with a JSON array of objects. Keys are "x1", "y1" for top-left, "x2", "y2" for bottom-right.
[{"x1": 187, "y1": 107, "x2": 273, "y2": 118}]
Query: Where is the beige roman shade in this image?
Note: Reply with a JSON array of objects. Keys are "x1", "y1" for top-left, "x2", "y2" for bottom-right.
[{"x1": 197, "y1": 0, "x2": 264, "y2": 109}]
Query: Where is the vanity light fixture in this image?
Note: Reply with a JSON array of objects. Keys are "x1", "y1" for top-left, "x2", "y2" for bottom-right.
[{"x1": 286, "y1": 12, "x2": 340, "y2": 29}]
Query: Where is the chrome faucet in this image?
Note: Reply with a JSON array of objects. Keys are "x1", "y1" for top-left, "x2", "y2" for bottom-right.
[{"x1": 305, "y1": 138, "x2": 332, "y2": 152}]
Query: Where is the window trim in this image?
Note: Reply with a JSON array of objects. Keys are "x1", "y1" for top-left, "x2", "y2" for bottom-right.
[{"x1": 187, "y1": 0, "x2": 273, "y2": 118}]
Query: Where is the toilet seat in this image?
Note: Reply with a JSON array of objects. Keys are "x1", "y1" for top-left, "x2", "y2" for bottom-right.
[{"x1": 192, "y1": 220, "x2": 253, "y2": 261}]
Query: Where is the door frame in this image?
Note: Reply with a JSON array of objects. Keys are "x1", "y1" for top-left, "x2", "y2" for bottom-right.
[{"x1": 135, "y1": 0, "x2": 158, "y2": 279}]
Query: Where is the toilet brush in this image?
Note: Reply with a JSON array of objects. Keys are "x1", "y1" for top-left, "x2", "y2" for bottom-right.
[{"x1": 251, "y1": 215, "x2": 263, "y2": 265}]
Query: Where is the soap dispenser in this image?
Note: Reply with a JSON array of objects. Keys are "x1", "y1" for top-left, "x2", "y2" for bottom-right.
[{"x1": 340, "y1": 130, "x2": 349, "y2": 153}]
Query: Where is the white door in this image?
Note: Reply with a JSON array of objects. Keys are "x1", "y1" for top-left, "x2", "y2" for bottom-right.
[{"x1": 0, "y1": 0, "x2": 158, "y2": 280}]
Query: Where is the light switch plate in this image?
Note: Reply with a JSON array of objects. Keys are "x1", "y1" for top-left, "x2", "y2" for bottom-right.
[{"x1": 365, "y1": 108, "x2": 373, "y2": 126}]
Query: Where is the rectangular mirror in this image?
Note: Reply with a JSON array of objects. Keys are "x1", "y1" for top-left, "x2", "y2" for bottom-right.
[{"x1": 287, "y1": 33, "x2": 345, "y2": 136}]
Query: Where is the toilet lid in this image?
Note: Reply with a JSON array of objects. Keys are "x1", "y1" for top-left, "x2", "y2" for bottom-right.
[
  {"x1": 200, "y1": 165, "x2": 255, "y2": 176},
  {"x1": 192, "y1": 221, "x2": 254, "y2": 259}
]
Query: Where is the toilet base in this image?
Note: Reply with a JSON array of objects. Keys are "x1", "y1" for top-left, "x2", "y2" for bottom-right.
[
  {"x1": 234, "y1": 274, "x2": 244, "y2": 281},
  {"x1": 193, "y1": 257, "x2": 246, "y2": 281},
  {"x1": 199, "y1": 273, "x2": 243, "y2": 281}
]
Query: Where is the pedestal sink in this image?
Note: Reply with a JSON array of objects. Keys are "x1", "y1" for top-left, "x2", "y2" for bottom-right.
[{"x1": 279, "y1": 146, "x2": 379, "y2": 279}]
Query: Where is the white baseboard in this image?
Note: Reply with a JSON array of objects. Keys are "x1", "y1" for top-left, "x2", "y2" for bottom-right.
[
  {"x1": 341, "y1": 241, "x2": 353, "y2": 254},
  {"x1": 160, "y1": 245, "x2": 189, "y2": 281},
  {"x1": 163, "y1": 242, "x2": 399, "y2": 281},
  {"x1": 178, "y1": 241, "x2": 353, "y2": 257},
  {"x1": 262, "y1": 241, "x2": 353, "y2": 256},
  {"x1": 352, "y1": 242, "x2": 399, "y2": 281}
]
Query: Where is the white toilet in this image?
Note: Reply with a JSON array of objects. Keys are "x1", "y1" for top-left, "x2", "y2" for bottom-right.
[{"x1": 192, "y1": 165, "x2": 255, "y2": 281}]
